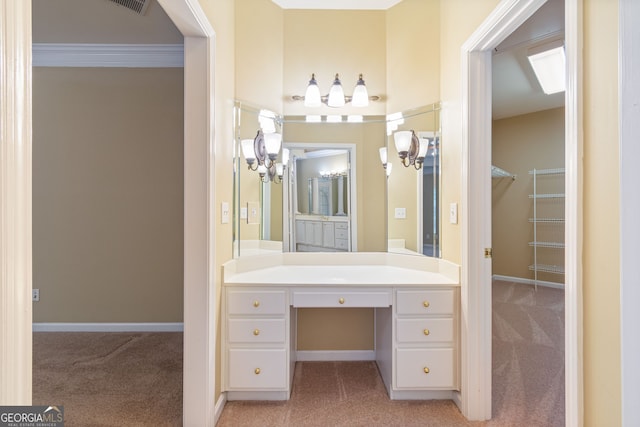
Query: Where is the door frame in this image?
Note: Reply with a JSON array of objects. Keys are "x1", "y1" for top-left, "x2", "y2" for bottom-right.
[{"x1": 460, "y1": 0, "x2": 582, "y2": 423}]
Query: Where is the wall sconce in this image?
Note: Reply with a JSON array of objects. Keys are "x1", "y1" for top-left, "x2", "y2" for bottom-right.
[
  {"x1": 292, "y1": 73, "x2": 380, "y2": 108},
  {"x1": 240, "y1": 130, "x2": 289, "y2": 183},
  {"x1": 393, "y1": 130, "x2": 429, "y2": 170},
  {"x1": 379, "y1": 147, "x2": 392, "y2": 177}
]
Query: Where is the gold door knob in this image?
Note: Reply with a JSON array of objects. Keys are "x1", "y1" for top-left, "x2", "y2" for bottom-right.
[
  {"x1": 423, "y1": 367, "x2": 430, "y2": 374},
  {"x1": 423, "y1": 301, "x2": 430, "y2": 308},
  {"x1": 253, "y1": 300, "x2": 260, "y2": 308},
  {"x1": 339, "y1": 297, "x2": 345, "y2": 304},
  {"x1": 423, "y1": 328, "x2": 430, "y2": 336},
  {"x1": 254, "y1": 368, "x2": 261, "y2": 375},
  {"x1": 253, "y1": 329, "x2": 260, "y2": 336}
]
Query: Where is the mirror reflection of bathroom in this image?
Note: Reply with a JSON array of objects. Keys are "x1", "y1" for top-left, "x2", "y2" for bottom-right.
[
  {"x1": 386, "y1": 103, "x2": 441, "y2": 257},
  {"x1": 285, "y1": 146, "x2": 354, "y2": 253}
]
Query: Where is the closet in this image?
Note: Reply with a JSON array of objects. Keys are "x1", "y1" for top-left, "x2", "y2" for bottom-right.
[{"x1": 529, "y1": 168, "x2": 565, "y2": 287}]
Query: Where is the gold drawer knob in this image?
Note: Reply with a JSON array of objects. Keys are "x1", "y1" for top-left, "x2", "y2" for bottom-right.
[
  {"x1": 253, "y1": 329, "x2": 260, "y2": 336},
  {"x1": 423, "y1": 367, "x2": 430, "y2": 374},
  {"x1": 254, "y1": 368, "x2": 261, "y2": 375},
  {"x1": 423, "y1": 301, "x2": 430, "y2": 308},
  {"x1": 339, "y1": 297, "x2": 345, "y2": 305},
  {"x1": 423, "y1": 328, "x2": 430, "y2": 336},
  {"x1": 253, "y1": 300, "x2": 260, "y2": 308}
]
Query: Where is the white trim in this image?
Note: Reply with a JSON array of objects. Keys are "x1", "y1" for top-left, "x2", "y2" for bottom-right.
[
  {"x1": 214, "y1": 393, "x2": 227, "y2": 426},
  {"x1": 460, "y1": 0, "x2": 557, "y2": 421},
  {"x1": 0, "y1": 0, "x2": 33, "y2": 405},
  {"x1": 620, "y1": 0, "x2": 640, "y2": 425},
  {"x1": 492, "y1": 274, "x2": 565, "y2": 290},
  {"x1": 295, "y1": 350, "x2": 376, "y2": 361},
  {"x1": 32, "y1": 322, "x2": 184, "y2": 332},
  {"x1": 32, "y1": 43, "x2": 184, "y2": 68},
  {"x1": 156, "y1": 1, "x2": 216, "y2": 426}
]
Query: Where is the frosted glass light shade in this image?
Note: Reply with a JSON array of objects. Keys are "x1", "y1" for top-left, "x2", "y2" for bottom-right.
[
  {"x1": 379, "y1": 147, "x2": 388, "y2": 165},
  {"x1": 241, "y1": 139, "x2": 255, "y2": 162},
  {"x1": 263, "y1": 133, "x2": 282, "y2": 157},
  {"x1": 394, "y1": 131, "x2": 412, "y2": 154},
  {"x1": 276, "y1": 163, "x2": 284, "y2": 177},
  {"x1": 304, "y1": 74, "x2": 322, "y2": 107},
  {"x1": 281, "y1": 148, "x2": 290, "y2": 166},
  {"x1": 386, "y1": 162, "x2": 393, "y2": 177},
  {"x1": 257, "y1": 165, "x2": 268, "y2": 175},
  {"x1": 327, "y1": 74, "x2": 345, "y2": 107},
  {"x1": 417, "y1": 139, "x2": 429, "y2": 158},
  {"x1": 351, "y1": 74, "x2": 369, "y2": 107}
]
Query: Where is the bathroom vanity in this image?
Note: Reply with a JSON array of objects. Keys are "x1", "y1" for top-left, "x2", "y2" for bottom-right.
[{"x1": 221, "y1": 252, "x2": 460, "y2": 402}]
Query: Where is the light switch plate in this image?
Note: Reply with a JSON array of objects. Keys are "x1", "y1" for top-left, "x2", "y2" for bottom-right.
[
  {"x1": 247, "y1": 202, "x2": 260, "y2": 224},
  {"x1": 221, "y1": 202, "x2": 230, "y2": 224},
  {"x1": 395, "y1": 207, "x2": 406, "y2": 219},
  {"x1": 449, "y1": 202, "x2": 458, "y2": 224},
  {"x1": 240, "y1": 207, "x2": 248, "y2": 219}
]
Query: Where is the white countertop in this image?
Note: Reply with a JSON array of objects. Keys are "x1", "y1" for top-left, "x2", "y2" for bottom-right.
[{"x1": 223, "y1": 252, "x2": 459, "y2": 287}]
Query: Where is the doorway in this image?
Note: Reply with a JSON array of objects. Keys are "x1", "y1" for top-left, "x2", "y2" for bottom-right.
[{"x1": 461, "y1": 0, "x2": 580, "y2": 422}]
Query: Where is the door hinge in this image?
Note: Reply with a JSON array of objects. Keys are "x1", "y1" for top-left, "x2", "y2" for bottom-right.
[{"x1": 484, "y1": 247, "x2": 492, "y2": 258}]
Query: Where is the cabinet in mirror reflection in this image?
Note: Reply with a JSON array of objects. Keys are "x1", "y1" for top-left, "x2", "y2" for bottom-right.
[{"x1": 232, "y1": 101, "x2": 441, "y2": 259}]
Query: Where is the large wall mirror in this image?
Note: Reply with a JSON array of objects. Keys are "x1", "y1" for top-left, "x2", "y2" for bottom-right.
[
  {"x1": 385, "y1": 103, "x2": 441, "y2": 257},
  {"x1": 233, "y1": 101, "x2": 441, "y2": 259}
]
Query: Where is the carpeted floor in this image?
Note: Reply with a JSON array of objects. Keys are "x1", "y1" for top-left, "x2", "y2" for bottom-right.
[
  {"x1": 32, "y1": 280, "x2": 564, "y2": 426},
  {"x1": 32, "y1": 332, "x2": 183, "y2": 426}
]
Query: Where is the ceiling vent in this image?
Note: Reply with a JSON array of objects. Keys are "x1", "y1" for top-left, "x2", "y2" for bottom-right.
[{"x1": 107, "y1": 0, "x2": 151, "y2": 15}]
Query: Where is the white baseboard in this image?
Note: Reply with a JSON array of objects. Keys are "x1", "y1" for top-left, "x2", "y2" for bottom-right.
[
  {"x1": 492, "y1": 274, "x2": 564, "y2": 290},
  {"x1": 32, "y1": 322, "x2": 184, "y2": 332},
  {"x1": 214, "y1": 393, "x2": 227, "y2": 425},
  {"x1": 296, "y1": 350, "x2": 376, "y2": 361}
]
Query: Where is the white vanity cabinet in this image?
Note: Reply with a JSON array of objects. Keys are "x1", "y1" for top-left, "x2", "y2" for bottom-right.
[
  {"x1": 392, "y1": 289, "x2": 458, "y2": 394},
  {"x1": 222, "y1": 253, "x2": 461, "y2": 403},
  {"x1": 222, "y1": 288, "x2": 295, "y2": 400},
  {"x1": 295, "y1": 217, "x2": 349, "y2": 252}
]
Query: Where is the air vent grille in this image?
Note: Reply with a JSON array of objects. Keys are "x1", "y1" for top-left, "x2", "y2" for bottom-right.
[{"x1": 107, "y1": 0, "x2": 151, "y2": 15}]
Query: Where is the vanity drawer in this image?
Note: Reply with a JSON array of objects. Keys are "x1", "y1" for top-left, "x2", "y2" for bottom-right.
[
  {"x1": 227, "y1": 290, "x2": 287, "y2": 315},
  {"x1": 228, "y1": 349, "x2": 287, "y2": 389},
  {"x1": 396, "y1": 348, "x2": 455, "y2": 389},
  {"x1": 335, "y1": 228, "x2": 349, "y2": 239},
  {"x1": 396, "y1": 289, "x2": 455, "y2": 315},
  {"x1": 292, "y1": 290, "x2": 391, "y2": 307},
  {"x1": 228, "y1": 318, "x2": 286, "y2": 344},
  {"x1": 334, "y1": 238, "x2": 349, "y2": 250},
  {"x1": 335, "y1": 222, "x2": 348, "y2": 230},
  {"x1": 396, "y1": 318, "x2": 454, "y2": 343}
]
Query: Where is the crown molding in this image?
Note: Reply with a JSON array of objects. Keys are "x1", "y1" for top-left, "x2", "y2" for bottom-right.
[{"x1": 32, "y1": 43, "x2": 184, "y2": 67}]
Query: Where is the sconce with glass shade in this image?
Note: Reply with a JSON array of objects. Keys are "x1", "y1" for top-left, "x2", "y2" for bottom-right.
[
  {"x1": 379, "y1": 147, "x2": 392, "y2": 177},
  {"x1": 393, "y1": 130, "x2": 429, "y2": 170},
  {"x1": 241, "y1": 130, "x2": 289, "y2": 183},
  {"x1": 293, "y1": 73, "x2": 380, "y2": 107}
]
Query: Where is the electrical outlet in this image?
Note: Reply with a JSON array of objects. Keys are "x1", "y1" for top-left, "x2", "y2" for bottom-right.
[
  {"x1": 32, "y1": 289, "x2": 40, "y2": 302},
  {"x1": 394, "y1": 207, "x2": 406, "y2": 219}
]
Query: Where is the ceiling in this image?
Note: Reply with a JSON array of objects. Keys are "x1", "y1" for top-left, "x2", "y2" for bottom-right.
[{"x1": 492, "y1": 0, "x2": 565, "y2": 119}]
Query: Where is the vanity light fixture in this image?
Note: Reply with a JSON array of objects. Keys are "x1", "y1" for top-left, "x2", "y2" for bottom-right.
[
  {"x1": 240, "y1": 130, "x2": 289, "y2": 183},
  {"x1": 379, "y1": 147, "x2": 392, "y2": 177},
  {"x1": 393, "y1": 130, "x2": 429, "y2": 170},
  {"x1": 292, "y1": 73, "x2": 380, "y2": 107}
]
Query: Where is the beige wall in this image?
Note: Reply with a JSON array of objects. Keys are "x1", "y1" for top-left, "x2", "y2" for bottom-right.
[
  {"x1": 492, "y1": 108, "x2": 565, "y2": 281},
  {"x1": 283, "y1": 10, "x2": 387, "y2": 117},
  {"x1": 386, "y1": 0, "x2": 440, "y2": 113},
  {"x1": 584, "y1": 0, "x2": 621, "y2": 424},
  {"x1": 198, "y1": 0, "x2": 237, "y2": 403},
  {"x1": 32, "y1": 67, "x2": 184, "y2": 322},
  {"x1": 235, "y1": 0, "x2": 284, "y2": 112}
]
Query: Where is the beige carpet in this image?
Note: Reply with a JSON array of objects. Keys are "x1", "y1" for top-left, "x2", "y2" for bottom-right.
[
  {"x1": 32, "y1": 280, "x2": 564, "y2": 426},
  {"x1": 32, "y1": 332, "x2": 182, "y2": 427}
]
